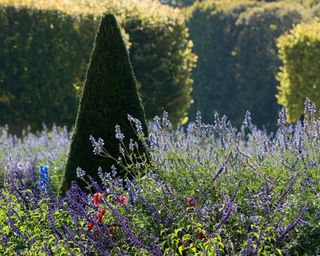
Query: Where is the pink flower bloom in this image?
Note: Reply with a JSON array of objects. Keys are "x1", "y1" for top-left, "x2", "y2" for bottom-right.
[
  {"x1": 87, "y1": 222, "x2": 94, "y2": 230},
  {"x1": 118, "y1": 195, "x2": 128, "y2": 206}
]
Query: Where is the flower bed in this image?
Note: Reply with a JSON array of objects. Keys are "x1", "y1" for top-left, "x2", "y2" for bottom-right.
[{"x1": 1, "y1": 106, "x2": 320, "y2": 255}]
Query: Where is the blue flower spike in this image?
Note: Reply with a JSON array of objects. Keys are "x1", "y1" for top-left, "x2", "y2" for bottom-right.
[{"x1": 39, "y1": 165, "x2": 49, "y2": 192}]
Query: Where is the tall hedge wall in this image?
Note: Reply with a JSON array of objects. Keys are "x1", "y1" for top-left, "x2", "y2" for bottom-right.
[
  {"x1": 186, "y1": 0, "x2": 257, "y2": 125},
  {"x1": 0, "y1": 0, "x2": 196, "y2": 132},
  {"x1": 187, "y1": 1, "x2": 304, "y2": 130},
  {"x1": 233, "y1": 3, "x2": 303, "y2": 129},
  {"x1": 277, "y1": 21, "x2": 320, "y2": 123}
]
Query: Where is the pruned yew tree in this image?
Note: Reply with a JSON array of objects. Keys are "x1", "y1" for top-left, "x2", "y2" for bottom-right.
[{"x1": 59, "y1": 13, "x2": 148, "y2": 193}]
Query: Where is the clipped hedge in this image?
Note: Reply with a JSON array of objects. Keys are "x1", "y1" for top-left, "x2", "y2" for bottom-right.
[
  {"x1": 187, "y1": 1, "x2": 304, "y2": 129},
  {"x1": 0, "y1": 0, "x2": 195, "y2": 131},
  {"x1": 282, "y1": 0, "x2": 320, "y2": 8},
  {"x1": 160, "y1": 0, "x2": 196, "y2": 8},
  {"x1": 186, "y1": 0, "x2": 257, "y2": 124},
  {"x1": 0, "y1": 7, "x2": 88, "y2": 132},
  {"x1": 234, "y1": 2, "x2": 303, "y2": 129},
  {"x1": 277, "y1": 21, "x2": 320, "y2": 123}
]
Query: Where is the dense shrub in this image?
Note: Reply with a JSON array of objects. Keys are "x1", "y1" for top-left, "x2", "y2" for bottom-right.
[
  {"x1": 187, "y1": 0, "x2": 257, "y2": 124},
  {"x1": 60, "y1": 14, "x2": 148, "y2": 193},
  {"x1": 160, "y1": 0, "x2": 196, "y2": 8},
  {"x1": 0, "y1": 0, "x2": 195, "y2": 131},
  {"x1": 124, "y1": 10, "x2": 196, "y2": 125},
  {"x1": 277, "y1": 21, "x2": 320, "y2": 123},
  {"x1": 234, "y1": 3, "x2": 304, "y2": 129},
  {"x1": 257, "y1": 0, "x2": 320, "y2": 7},
  {"x1": 283, "y1": 0, "x2": 320, "y2": 7},
  {"x1": 187, "y1": 1, "x2": 304, "y2": 130},
  {"x1": 0, "y1": 7, "x2": 86, "y2": 133}
]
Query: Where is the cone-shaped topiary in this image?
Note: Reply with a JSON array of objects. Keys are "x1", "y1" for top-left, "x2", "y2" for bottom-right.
[{"x1": 59, "y1": 13, "x2": 148, "y2": 193}]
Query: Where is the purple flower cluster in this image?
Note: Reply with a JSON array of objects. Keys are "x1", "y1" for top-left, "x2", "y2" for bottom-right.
[
  {"x1": 0, "y1": 125, "x2": 71, "y2": 189},
  {"x1": 0, "y1": 101, "x2": 319, "y2": 254}
]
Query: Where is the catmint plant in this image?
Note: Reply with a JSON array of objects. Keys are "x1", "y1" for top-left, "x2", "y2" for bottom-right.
[{"x1": 1, "y1": 103, "x2": 320, "y2": 255}]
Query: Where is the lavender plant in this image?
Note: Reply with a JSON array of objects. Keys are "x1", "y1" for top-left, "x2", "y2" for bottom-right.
[
  {"x1": 0, "y1": 125, "x2": 71, "y2": 191},
  {"x1": 0, "y1": 102, "x2": 320, "y2": 255}
]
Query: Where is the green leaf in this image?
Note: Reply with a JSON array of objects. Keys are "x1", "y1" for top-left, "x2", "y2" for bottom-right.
[{"x1": 178, "y1": 245, "x2": 184, "y2": 255}]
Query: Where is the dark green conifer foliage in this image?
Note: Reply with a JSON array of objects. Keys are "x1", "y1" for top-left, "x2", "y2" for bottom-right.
[{"x1": 60, "y1": 13, "x2": 148, "y2": 193}]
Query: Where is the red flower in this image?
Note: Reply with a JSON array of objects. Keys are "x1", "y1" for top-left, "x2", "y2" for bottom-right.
[
  {"x1": 96, "y1": 209, "x2": 106, "y2": 224},
  {"x1": 185, "y1": 196, "x2": 197, "y2": 208},
  {"x1": 87, "y1": 222, "x2": 94, "y2": 230},
  {"x1": 93, "y1": 192, "x2": 104, "y2": 206},
  {"x1": 117, "y1": 195, "x2": 128, "y2": 206},
  {"x1": 96, "y1": 209, "x2": 106, "y2": 217}
]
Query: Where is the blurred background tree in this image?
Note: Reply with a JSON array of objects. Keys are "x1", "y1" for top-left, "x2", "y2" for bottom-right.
[
  {"x1": 186, "y1": 0, "x2": 257, "y2": 125},
  {"x1": 233, "y1": 2, "x2": 304, "y2": 130},
  {"x1": 186, "y1": 0, "x2": 305, "y2": 130},
  {"x1": 277, "y1": 21, "x2": 320, "y2": 123}
]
